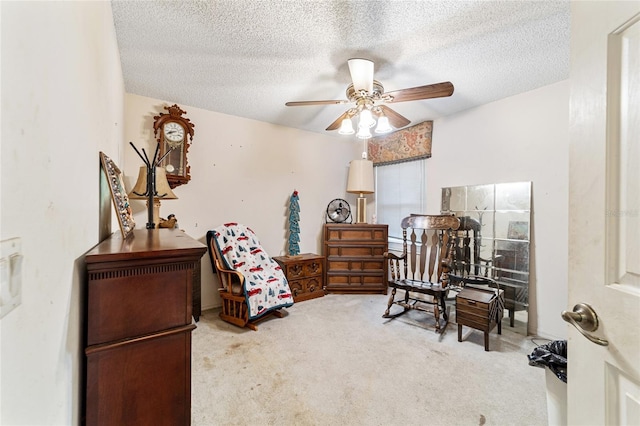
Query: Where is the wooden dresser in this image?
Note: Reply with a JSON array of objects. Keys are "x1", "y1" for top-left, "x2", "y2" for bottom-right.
[
  {"x1": 323, "y1": 223, "x2": 388, "y2": 294},
  {"x1": 84, "y1": 228, "x2": 206, "y2": 425},
  {"x1": 273, "y1": 253, "x2": 325, "y2": 302}
]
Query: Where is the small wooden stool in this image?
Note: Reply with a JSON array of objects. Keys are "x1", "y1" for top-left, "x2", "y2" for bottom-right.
[{"x1": 455, "y1": 287, "x2": 504, "y2": 351}]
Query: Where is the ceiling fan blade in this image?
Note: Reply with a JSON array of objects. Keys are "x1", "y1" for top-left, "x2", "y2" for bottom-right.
[
  {"x1": 378, "y1": 105, "x2": 411, "y2": 128},
  {"x1": 326, "y1": 111, "x2": 351, "y2": 131},
  {"x1": 348, "y1": 58, "x2": 374, "y2": 94},
  {"x1": 384, "y1": 81, "x2": 454, "y2": 103},
  {"x1": 285, "y1": 99, "x2": 349, "y2": 106}
]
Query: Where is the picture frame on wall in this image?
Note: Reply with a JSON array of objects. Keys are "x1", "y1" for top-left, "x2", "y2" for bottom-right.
[{"x1": 100, "y1": 152, "x2": 135, "y2": 238}]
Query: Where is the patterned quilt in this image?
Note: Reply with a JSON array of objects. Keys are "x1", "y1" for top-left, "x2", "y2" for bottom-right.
[{"x1": 212, "y1": 223, "x2": 294, "y2": 319}]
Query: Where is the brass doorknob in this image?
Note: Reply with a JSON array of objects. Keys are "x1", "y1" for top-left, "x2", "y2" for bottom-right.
[{"x1": 561, "y1": 303, "x2": 609, "y2": 346}]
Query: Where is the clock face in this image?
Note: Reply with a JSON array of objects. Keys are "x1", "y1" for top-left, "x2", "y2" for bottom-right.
[{"x1": 163, "y1": 122, "x2": 185, "y2": 145}]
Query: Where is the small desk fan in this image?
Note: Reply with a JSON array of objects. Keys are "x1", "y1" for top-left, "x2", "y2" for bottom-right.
[{"x1": 326, "y1": 198, "x2": 352, "y2": 223}]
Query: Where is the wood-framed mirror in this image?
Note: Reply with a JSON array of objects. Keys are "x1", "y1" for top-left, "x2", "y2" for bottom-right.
[{"x1": 99, "y1": 152, "x2": 135, "y2": 238}]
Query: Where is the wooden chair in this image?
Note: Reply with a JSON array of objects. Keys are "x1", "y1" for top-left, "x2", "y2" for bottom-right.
[
  {"x1": 383, "y1": 214, "x2": 460, "y2": 333},
  {"x1": 206, "y1": 225, "x2": 293, "y2": 330}
]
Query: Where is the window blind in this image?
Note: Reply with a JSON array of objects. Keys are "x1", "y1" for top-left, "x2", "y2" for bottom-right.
[{"x1": 375, "y1": 159, "x2": 426, "y2": 239}]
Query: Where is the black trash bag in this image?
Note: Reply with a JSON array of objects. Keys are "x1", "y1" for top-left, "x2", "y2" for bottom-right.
[{"x1": 528, "y1": 340, "x2": 568, "y2": 383}]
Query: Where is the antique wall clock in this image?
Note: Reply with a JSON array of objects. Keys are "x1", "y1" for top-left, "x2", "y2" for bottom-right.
[{"x1": 152, "y1": 104, "x2": 195, "y2": 189}]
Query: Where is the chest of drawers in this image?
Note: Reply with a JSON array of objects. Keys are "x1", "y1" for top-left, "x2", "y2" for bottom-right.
[
  {"x1": 84, "y1": 229, "x2": 206, "y2": 425},
  {"x1": 273, "y1": 253, "x2": 325, "y2": 302},
  {"x1": 323, "y1": 223, "x2": 388, "y2": 294}
]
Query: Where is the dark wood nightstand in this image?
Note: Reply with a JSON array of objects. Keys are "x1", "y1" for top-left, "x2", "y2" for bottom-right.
[
  {"x1": 273, "y1": 253, "x2": 325, "y2": 302},
  {"x1": 456, "y1": 287, "x2": 504, "y2": 351}
]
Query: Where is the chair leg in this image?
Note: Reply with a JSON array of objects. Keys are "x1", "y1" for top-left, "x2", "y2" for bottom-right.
[
  {"x1": 439, "y1": 294, "x2": 448, "y2": 322},
  {"x1": 383, "y1": 288, "x2": 396, "y2": 317},
  {"x1": 434, "y1": 294, "x2": 451, "y2": 333}
]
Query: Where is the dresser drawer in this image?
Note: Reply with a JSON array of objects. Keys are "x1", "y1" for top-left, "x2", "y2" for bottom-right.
[
  {"x1": 325, "y1": 226, "x2": 388, "y2": 242},
  {"x1": 87, "y1": 264, "x2": 192, "y2": 346},
  {"x1": 86, "y1": 324, "x2": 195, "y2": 425},
  {"x1": 327, "y1": 257, "x2": 385, "y2": 272},
  {"x1": 325, "y1": 273, "x2": 386, "y2": 291},
  {"x1": 325, "y1": 245, "x2": 386, "y2": 257},
  {"x1": 287, "y1": 276, "x2": 324, "y2": 301},
  {"x1": 326, "y1": 273, "x2": 385, "y2": 285},
  {"x1": 282, "y1": 258, "x2": 323, "y2": 279}
]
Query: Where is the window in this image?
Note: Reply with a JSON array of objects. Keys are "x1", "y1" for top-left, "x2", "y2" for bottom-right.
[{"x1": 374, "y1": 159, "x2": 426, "y2": 239}]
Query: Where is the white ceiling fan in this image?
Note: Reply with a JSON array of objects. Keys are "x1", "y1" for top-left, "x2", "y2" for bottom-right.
[{"x1": 285, "y1": 58, "x2": 454, "y2": 138}]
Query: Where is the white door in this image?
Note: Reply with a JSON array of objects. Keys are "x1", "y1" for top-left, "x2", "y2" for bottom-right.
[{"x1": 569, "y1": 2, "x2": 640, "y2": 425}]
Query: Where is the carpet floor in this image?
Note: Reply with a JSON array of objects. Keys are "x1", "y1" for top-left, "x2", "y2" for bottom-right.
[{"x1": 192, "y1": 293, "x2": 548, "y2": 426}]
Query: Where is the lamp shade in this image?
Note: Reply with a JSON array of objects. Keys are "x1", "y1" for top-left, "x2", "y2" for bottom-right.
[
  {"x1": 128, "y1": 166, "x2": 178, "y2": 200},
  {"x1": 374, "y1": 116, "x2": 392, "y2": 133},
  {"x1": 346, "y1": 159, "x2": 374, "y2": 194},
  {"x1": 359, "y1": 109, "x2": 375, "y2": 128},
  {"x1": 338, "y1": 118, "x2": 355, "y2": 135}
]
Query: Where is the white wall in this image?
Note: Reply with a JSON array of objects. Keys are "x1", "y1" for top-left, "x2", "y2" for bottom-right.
[
  {"x1": 427, "y1": 80, "x2": 570, "y2": 339},
  {"x1": 1, "y1": 2, "x2": 124, "y2": 424},
  {"x1": 123, "y1": 94, "x2": 361, "y2": 310}
]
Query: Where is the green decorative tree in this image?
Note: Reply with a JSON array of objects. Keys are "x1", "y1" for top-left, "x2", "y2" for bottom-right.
[{"x1": 288, "y1": 190, "x2": 300, "y2": 256}]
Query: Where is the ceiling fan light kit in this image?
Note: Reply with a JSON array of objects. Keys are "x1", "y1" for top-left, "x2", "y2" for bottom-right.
[{"x1": 286, "y1": 58, "x2": 454, "y2": 138}]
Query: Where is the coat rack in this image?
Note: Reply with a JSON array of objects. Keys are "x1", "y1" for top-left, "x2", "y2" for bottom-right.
[{"x1": 129, "y1": 142, "x2": 175, "y2": 229}]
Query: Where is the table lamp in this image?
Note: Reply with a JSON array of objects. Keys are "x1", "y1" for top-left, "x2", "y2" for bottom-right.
[{"x1": 346, "y1": 159, "x2": 374, "y2": 223}]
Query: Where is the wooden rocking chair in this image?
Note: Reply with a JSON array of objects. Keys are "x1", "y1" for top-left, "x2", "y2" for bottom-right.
[
  {"x1": 383, "y1": 214, "x2": 460, "y2": 333},
  {"x1": 206, "y1": 225, "x2": 292, "y2": 330}
]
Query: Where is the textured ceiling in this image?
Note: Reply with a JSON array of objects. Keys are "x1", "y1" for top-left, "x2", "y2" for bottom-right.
[{"x1": 112, "y1": 0, "x2": 570, "y2": 135}]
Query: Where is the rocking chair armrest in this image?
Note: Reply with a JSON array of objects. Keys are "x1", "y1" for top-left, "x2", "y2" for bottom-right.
[
  {"x1": 213, "y1": 259, "x2": 245, "y2": 295},
  {"x1": 479, "y1": 255, "x2": 504, "y2": 266},
  {"x1": 384, "y1": 251, "x2": 405, "y2": 261},
  {"x1": 449, "y1": 273, "x2": 499, "y2": 289},
  {"x1": 478, "y1": 256, "x2": 493, "y2": 264}
]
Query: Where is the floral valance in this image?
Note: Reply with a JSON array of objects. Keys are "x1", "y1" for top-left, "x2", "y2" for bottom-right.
[{"x1": 367, "y1": 121, "x2": 433, "y2": 166}]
